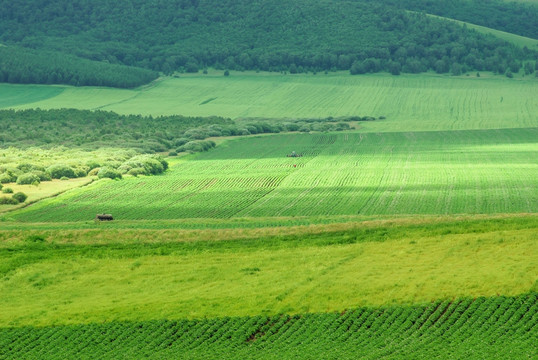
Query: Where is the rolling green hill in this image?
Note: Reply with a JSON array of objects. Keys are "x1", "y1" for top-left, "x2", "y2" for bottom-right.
[{"x1": 0, "y1": 0, "x2": 534, "y2": 85}]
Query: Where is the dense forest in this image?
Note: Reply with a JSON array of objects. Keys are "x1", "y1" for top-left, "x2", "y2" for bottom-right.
[
  {"x1": 0, "y1": 46, "x2": 158, "y2": 88},
  {"x1": 0, "y1": 0, "x2": 536, "y2": 87},
  {"x1": 375, "y1": 0, "x2": 538, "y2": 39}
]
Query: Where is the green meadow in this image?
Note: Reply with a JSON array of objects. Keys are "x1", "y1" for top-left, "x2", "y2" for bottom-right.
[{"x1": 2, "y1": 73, "x2": 537, "y2": 132}]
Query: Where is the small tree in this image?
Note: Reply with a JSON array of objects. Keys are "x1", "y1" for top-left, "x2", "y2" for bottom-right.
[
  {"x1": 0, "y1": 197, "x2": 18, "y2": 205},
  {"x1": 46, "y1": 164, "x2": 76, "y2": 179},
  {"x1": 224, "y1": 70, "x2": 230, "y2": 76},
  {"x1": 12, "y1": 192, "x2": 27, "y2": 203}
]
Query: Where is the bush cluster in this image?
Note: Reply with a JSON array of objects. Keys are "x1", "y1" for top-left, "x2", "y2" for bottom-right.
[
  {"x1": 97, "y1": 167, "x2": 122, "y2": 180},
  {"x1": 177, "y1": 140, "x2": 216, "y2": 153},
  {"x1": 0, "y1": 191, "x2": 27, "y2": 205},
  {"x1": 116, "y1": 155, "x2": 168, "y2": 176}
]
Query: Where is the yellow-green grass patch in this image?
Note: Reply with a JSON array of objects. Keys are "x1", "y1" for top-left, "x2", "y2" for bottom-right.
[
  {"x1": 0, "y1": 178, "x2": 92, "y2": 213},
  {"x1": 0, "y1": 221, "x2": 535, "y2": 327}
]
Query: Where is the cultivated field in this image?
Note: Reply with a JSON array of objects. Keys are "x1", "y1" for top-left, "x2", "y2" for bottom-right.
[
  {"x1": 1, "y1": 71, "x2": 537, "y2": 358},
  {"x1": 10, "y1": 128, "x2": 537, "y2": 223},
  {"x1": 2, "y1": 73, "x2": 537, "y2": 132},
  {"x1": 1, "y1": 293, "x2": 536, "y2": 359}
]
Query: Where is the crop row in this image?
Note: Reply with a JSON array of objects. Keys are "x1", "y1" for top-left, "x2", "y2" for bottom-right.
[
  {"x1": 12, "y1": 128, "x2": 538, "y2": 222},
  {"x1": 0, "y1": 293, "x2": 536, "y2": 359}
]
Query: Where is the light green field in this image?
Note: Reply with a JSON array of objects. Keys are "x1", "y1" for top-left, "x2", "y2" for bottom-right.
[
  {"x1": 0, "y1": 84, "x2": 64, "y2": 108},
  {"x1": 0, "y1": 178, "x2": 92, "y2": 213},
  {"x1": 1, "y1": 215, "x2": 536, "y2": 326},
  {"x1": 3, "y1": 73, "x2": 537, "y2": 132},
  {"x1": 10, "y1": 128, "x2": 537, "y2": 223}
]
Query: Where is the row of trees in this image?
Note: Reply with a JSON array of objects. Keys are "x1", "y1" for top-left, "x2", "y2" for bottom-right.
[
  {"x1": 0, "y1": 109, "x2": 233, "y2": 153},
  {"x1": 0, "y1": 155, "x2": 168, "y2": 185},
  {"x1": 0, "y1": 110, "x2": 361, "y2": 154},
  {"x1": 0, "y1": 0, "x2": 535, "y2": 85}
]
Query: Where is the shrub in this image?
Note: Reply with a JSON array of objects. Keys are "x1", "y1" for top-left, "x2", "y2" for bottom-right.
[
  {"x1": 284, "y1": 123, "x2": 300, "y2": 132},
  {"x1": 88, "y1": 167, "x2": 100, "y2": 176},
  {"x1": 17, "y1": 163, "x2": 35, "y2": 172},
  {"x1": 174, "y1": 138, "x2": 190, "y2": 147},
  {"x1": 98, "y1": 167, "x2": 122, "y2": 180},
  {"x1": 168, "y1": 151, "x2": 178, "y2": 156},
  {"x1": 127, "y1": 167, "x2": 146, "y2": 177},
  {"x1": 245, "y1": 125, "x2": 259, "y2": 134},
  {"x1": 102, "y1": 161, "x2": 122, "y2": 169},
  {"x1": 0, "y1": 196, "x2": 18, "y2": 205},
  {"x1": 0, "y1": 184, "x2": 2, "y2": 190},
  {"x1": 177, "y1": 140, "x2": 216, "y2": 153},
  {"x1": 74, "y1": 167, "x2": 88, "y2": 177},
  {"x1": 119, "y1": 155, "x2": 168, "y2": 175},
  {"x1": 0, "y1": 168, "x2": 20, "y2": 183},
  {"x1": 0, "y1": 174, "x2": 11, "y2": 184},
  {"x1": 184, "y1": 129, "x2": 208, "y2": 140},
  {"x1": 86, "y1": 161, "x2": 101, "y2": 170},
  {"x1": 12, "y1": 192, "x2": 27, "y2": 203},
  {"x1": 16, "y1": 173, "x2": 41, "y2": 185},
  {"x1": 60, "y1": 176, "x2": 69, "y2": 180},
  {"x1": 32, "y1": 171, "x2": 52, "y2": 181},
  {"x1": 47, "y1": 164, "x2": 76, "y2": 179},
  {"x1": 2, "y1": 187, "x2": 13, "y2": 194}
]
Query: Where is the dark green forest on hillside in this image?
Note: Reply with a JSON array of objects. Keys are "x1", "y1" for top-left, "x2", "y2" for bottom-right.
[
  {"x1": 0, "y1": 46, "x2": 158, "y2": 88},
  {"x1": 376, "y1": 0, "x2": 538, "y2": 39},
  {"x1": 0, "y1": 0, "x2": 536, "y2": 87}
]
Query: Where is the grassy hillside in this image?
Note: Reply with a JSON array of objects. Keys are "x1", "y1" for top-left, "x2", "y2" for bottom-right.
[
  {"x1": 10, "y1": 128, "x2": 537, "y2": 223},
  {"x1": 1, "y1": 293, "x2": 536, "y2": 359},
  {"x1": 3, "y1": 73, "x2": 538, "y2": 132}
]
